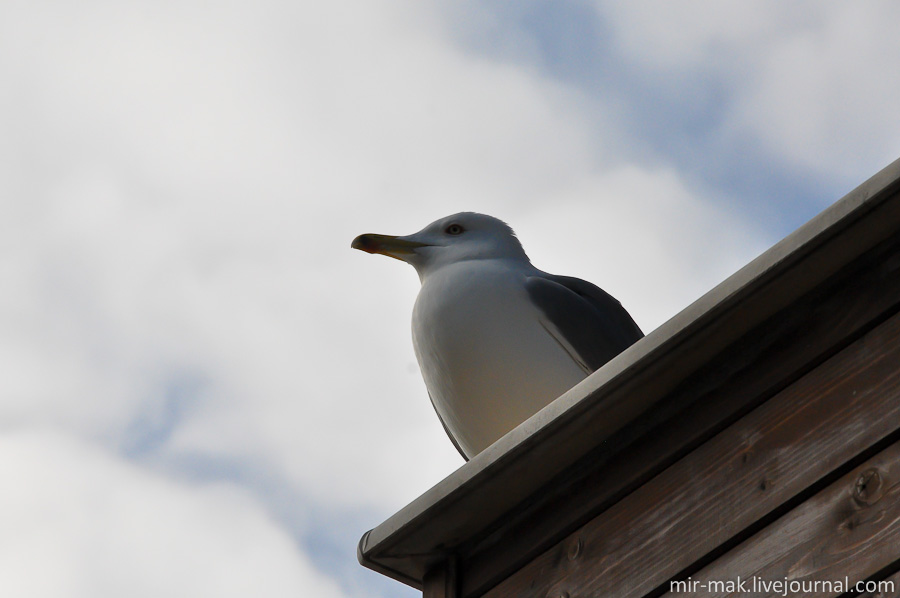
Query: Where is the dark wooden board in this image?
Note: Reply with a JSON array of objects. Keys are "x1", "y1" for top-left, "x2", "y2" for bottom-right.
[
  {"x1": 483, "y1": 307, "x2": 900, "y2": 598},
  {"x1": 461, "y1": 234, "x2": 900, "y2": 597},
  {"x1": 424, "y1": 559, "x2": 458, "y2": 598},
  {"x1": 660, "y1": 441, "x2": 900, "y2": 597}
]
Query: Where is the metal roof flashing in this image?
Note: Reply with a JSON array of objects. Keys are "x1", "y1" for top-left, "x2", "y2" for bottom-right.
[{"x1": 358, "y1": 157, "x2": 900, "y2": 590}]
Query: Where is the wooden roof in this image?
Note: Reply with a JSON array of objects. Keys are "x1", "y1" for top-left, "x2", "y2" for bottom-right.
[{"x1": 358, "y1": 157, "x2": 900, "y2": 594}]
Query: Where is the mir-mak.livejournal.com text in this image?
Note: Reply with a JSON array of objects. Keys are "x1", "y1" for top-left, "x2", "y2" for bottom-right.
[{"x1": 670, "y1": 576, "x2": 894, "y2": 596}]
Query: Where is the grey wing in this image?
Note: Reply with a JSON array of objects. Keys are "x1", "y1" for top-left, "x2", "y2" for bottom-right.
[
  {"x1": 428, "y1": 390, "x2": 469, "y2": 461},
  {"x1": 525, "y1": 273, "x2": 643, "y2": 374}
]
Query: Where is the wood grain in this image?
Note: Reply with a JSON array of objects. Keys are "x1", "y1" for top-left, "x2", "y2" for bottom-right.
[
  {"x1": 484, "y1": 308, "x2": 900, "y2": 598},
  {"x1": 660, "y1": 442, "x2": 900, "y2": 597}
]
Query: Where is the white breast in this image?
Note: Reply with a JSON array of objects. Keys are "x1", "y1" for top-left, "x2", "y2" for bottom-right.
[{"x1": 412, "y1": 259, "x2": 587, "y2": 457}]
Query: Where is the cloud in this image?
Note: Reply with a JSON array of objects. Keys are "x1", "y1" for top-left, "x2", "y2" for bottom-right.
[
  {"x1": 5, "y1": 1, "x2": 891, "y2": 597},
  {"x1": 0, "y1": 430, "x2": 347, "y2": 598},
  {"x1": 730, "y1": 2, "x2": 900, "y2": 182},
  {"x1": 595, "y1": 0, "x2": 900, "y2": 185}
]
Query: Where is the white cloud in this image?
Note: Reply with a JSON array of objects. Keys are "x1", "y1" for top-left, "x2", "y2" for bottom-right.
[
  {"x1": 596, "y1": 0, "x2": 900, "y2": 184},
  {"x1": 731, "y1": 2, "x2": 900, "y2": 181},
  {"x1": 2, "y1": 0, "x2": 726, "y2": 510},
  {"x1": 0, "y1": 430, "x2": 346, "y2": 598},
  {"x1": 6, "y1": 1, "x2": 879, "y2": 597}
]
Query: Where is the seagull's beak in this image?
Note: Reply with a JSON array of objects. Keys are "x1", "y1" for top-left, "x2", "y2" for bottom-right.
[{"x1": 351, "y1": 233, "x2": 429, "y2": 262}]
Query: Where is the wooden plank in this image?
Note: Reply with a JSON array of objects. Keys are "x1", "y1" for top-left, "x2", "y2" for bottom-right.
[
  {"x1": 661, "y1": 442, "x2": 900, "y2": 597},
  {"x1": 461, "y1": 235, "x2": 900, "y2": 597},
  {"x1": 484, "y1": 308, "x2": 900, "y2": 598},
  {"x1": 423, "y1": 558, "x2": 458, "y2": 598}
]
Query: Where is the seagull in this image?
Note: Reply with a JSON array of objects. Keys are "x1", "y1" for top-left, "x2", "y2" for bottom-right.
[{"x1": 352, "y1": 212, "x2": 643, "y2": 460}]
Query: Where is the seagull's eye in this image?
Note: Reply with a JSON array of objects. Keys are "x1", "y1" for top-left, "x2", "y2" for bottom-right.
[{"x1": 445, "y1": 224, "x2": 465, "y2": 236}]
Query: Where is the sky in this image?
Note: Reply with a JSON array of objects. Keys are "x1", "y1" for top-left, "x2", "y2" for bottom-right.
[{"x1": 2, "y1": 1, "x2": 900, "y2": 597}]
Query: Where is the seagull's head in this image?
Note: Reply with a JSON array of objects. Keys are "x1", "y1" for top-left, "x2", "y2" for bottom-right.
[{"x1": 352, "y1": 212, "x2": 529, "y2": 278}]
